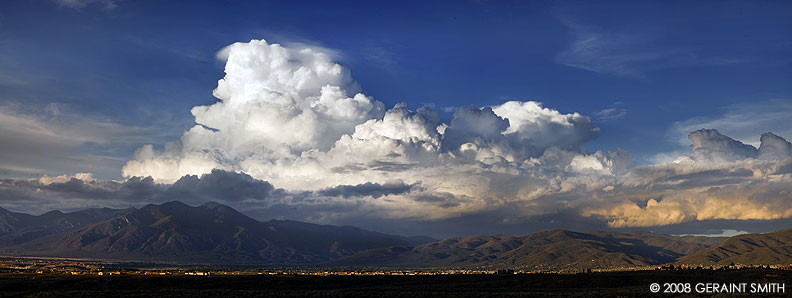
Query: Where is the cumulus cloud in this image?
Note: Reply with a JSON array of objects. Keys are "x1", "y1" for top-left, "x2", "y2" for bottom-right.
[
  {"x1": 492, "y1": 101, "x2": 598, "y2": 156},
  {"x1": 38, "y1": 173, "x2": 96, "y2": 185},
  {"x1": 672, "y1": 129, "x2": 792, "y2": 164},
  {"x1": 112, "y1": 40, "x2": 627, "y2": 227},
  {"x1": 584, "y1": 168, "x2": 792, "y2": 227},
  {"x1": 583, "y1": 129, "x2": 792, "y2": 228},
  {"x1": 759, "y1": 132, "x2": 792, "y2": 161},
  {"x1": 122, "y1": 40, "x2": 602, "y2": 191},
  {"x1": 123, "y1": 40, "x2": 385, "y2": 183},
  {"x1": 442, "y1": 106, "x2": 509, "y2": 153},
  {"x1": 686, "y1": 129, "x2": 758, "y2": 162},
  {"x1": 671, "y1": 99, "x2": 792, "y2": 147}
]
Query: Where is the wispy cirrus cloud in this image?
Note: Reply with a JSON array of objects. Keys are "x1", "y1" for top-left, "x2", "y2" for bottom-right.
[
  {"x1": 0, "y1": 102, "x2": 174, "y2": 179},
  {"x1": 51, "y1": 0, "x2": 123, "y2": 10},
  {"x1": 593, "y1": 102, "x2": 628, "y2": 121},
  {"x1": 554, "y1": 16, "x2": 743, "y2": 77}
]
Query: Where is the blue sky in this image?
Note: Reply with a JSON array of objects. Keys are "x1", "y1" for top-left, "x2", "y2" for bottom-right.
[
  {"x1": 1, "y1": 0, "x2": 791, "y2": 236},
  {"x1": 1, "y1": 0, "x2": 790, "y2": 179}
]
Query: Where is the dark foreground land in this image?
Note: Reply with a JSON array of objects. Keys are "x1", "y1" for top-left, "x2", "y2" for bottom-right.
[{"x1": 1, "y1": 269, "x2": 789, "y2": 297}]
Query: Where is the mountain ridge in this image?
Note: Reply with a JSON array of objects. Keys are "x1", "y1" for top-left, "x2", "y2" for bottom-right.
[
  {"x1": 3, "y1": 201, "x2": 791, "y2": 269},
  {"x1": 0, "y1": 201, "x2": 434, "y2": 264},
  {"x1": 676, "y1": 228, "x2": 792, "y2": 266},
  {"x1": 328, "y1": 229, "x2": 725, "y2": 269},
  {"x1": 0, "y1": 206, "x2": 130, "y2": 245}
]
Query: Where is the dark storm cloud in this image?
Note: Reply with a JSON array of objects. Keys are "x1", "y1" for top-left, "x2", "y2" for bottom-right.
[
  {"x1": 169, "y1": 170, "x2": 274, "y2": 202},
  {"x1": 441, "y1": 106, "x2": 509, "y2": 152},
  {"x1": 643, "y1": 168, "x2": 755, "y2": 191},
  {"x1": 318, "y1": 182, "x2": 416, "y2": 198},
  {"x1": 0, "y1": 170, "x2": 273, "y2": 214}
]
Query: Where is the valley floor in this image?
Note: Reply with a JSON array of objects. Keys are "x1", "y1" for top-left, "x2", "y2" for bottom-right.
[{"x1": 1, "y1": 269, "x2": 790, "y2": 297}]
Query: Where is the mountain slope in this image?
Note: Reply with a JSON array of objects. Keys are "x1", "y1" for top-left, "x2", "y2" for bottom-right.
[
  {"x1": 5, "y1": 201, "x2": 433, "y2": 264},
  {"x1": 331, "y1": 230, "x2": 723, "y2": 269},
  {"x1": 587, "y1": 231, "x2": 724, "y2": 257},
  {"x1": 0, "y1": 207, "x2": 128, "y2": 245},
  {"x1": 677, "y1": 229, "x2": 792, "y2": 265},
  {"x1": 0, "y1": 207, "x2": 36, "y2": 234}
]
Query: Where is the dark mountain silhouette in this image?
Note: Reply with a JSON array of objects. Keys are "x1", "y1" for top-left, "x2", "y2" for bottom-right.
[
  {"x1": 0, "y1": 206, "x2": 128, "y2": 245},
  {"x1": 330, "y1": 230, "x2": 724, "y2": 269},
  {"x1": 0, "y1": 201, "x2": 433, "y2": 264},
  {"x1": 677, "y1": 229, "x2": 792, "y2": 265},
  {"x1": 0, "y1": 207, "x2": 36, "y2": 234}
]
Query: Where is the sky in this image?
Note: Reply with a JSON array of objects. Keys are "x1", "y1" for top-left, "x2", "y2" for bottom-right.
[{"x1": 0, "y1": 0, "x2": 791, "y2": 238}]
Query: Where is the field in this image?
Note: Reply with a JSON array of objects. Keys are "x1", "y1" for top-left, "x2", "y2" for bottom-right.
[{"x1": 1, "y1": 269, "x2": 789, "y2": 297}]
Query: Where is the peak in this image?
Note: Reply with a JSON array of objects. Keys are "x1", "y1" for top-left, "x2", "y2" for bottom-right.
[
  {"x1": 199, "y1": 201, "x2": 226, "y2": 209},
  {"x1": 540, "y1": 229, "x2": 573, "y2": 235},
  {"x1": 161, "y1": 200, "x2": 188, "y2": 206},
  {"x1": 198, "y1": 202, "x2": 243, "y2": 216},
  {"x1": 141, "y1": 201, "x2": 190, "y2": 212},
  {"x1": 41, "y1": 210, "x2": 64, "y2": 216},
  {"x1": 157, "y1": 201, "x2": 191, "y2": 209},
  {"x1": 531, "y1": 229, "x2": 586, "y2": 239},
  {"x1": 0, "y1": 207, "x2": 32, "y2": 218}
]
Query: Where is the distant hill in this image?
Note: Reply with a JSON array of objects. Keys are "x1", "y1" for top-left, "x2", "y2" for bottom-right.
[
  {"x1": 0, "y1": 201, "x2": 433, "y2": 264},
  {"x1": 330, "y1": 230, "x2": 724, "y2": 269},
  {"x1": 677, "y1": 229, "x2": 792, "y2": 266}
]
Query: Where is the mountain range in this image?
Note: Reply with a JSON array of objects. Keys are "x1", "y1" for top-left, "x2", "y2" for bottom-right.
[
  {"x1": 1, "y1": 201, "x2": 790, "y2": 269},
  {"x1": 677, "y1": 228, "x2": 792, "y2": 266},
  {"x1": 0, "y1": 201, "x2": 432, "y2": 264},
  {"x1": 330, "y1": 230, "x2": 725, "y2": 269}
]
